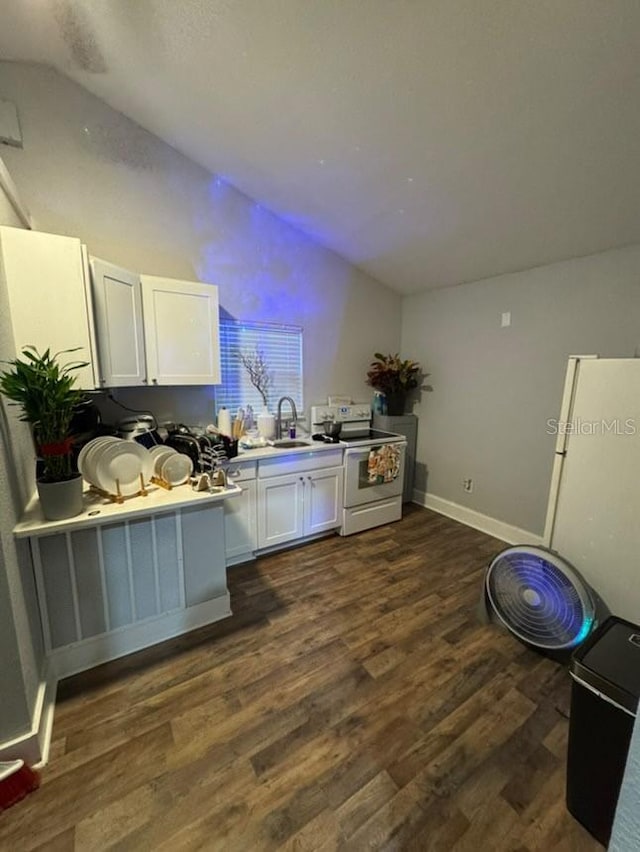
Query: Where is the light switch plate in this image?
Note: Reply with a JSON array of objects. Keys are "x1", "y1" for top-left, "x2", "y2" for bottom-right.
[{"x1": 501, "y1": 311, "x2": 511, "y2": 328}]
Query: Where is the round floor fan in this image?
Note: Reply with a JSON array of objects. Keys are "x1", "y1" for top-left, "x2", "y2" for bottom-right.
[{"x1": 482, "y1": 545, "x2": 599, "y2": 656}]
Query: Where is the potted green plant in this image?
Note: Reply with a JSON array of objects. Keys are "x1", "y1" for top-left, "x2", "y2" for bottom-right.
[
  {"x1": 366, "y1": 352, "x2": 423, "y2": 415},
  {"x1": 0, "y1": 346, "x2": 88, "y2": 520}
]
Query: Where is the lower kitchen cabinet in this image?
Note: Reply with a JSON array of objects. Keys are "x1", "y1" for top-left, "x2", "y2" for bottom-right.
[
  {"x1": 304, "y1": 466, "x2": 344, "y2": 536},
  {"x1": 224, "y1": 468, "x2": 258, "y2": 565},
  {"x1": 257, "y1": 475, "x2": 305, "y2": 549},
  {"x1": 257, "y1": 466, "x2": 344, "y2": 550}
]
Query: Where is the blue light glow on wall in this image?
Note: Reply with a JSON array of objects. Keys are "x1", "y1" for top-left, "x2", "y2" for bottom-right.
[{"x1": 194, "y1": 174, "x2": 346, "y2": 334}]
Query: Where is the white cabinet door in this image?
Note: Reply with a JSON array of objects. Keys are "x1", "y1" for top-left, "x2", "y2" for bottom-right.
[
  {"x1": 0, "y1": 227, "x2": 97, "y2": 389},
  {"x1": 89, "y1": 257, "x2": 146, "y2": 387},
  {"x1": 225, "y1": 479, "x2": 258, "y2": 562},
  {"x1": 140, "y1": 275, "x2": 221, "y2": 386},
  {"x1": 257, "y1": 474, "x2": 304, "y2": 549},
  {"x1": 305, "y1": 466, "x2": 344, "y2": 536}
]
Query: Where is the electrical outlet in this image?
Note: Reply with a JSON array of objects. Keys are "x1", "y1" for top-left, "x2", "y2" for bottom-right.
[{"x1": 463, "y1": 478, "x2": 473, "y2": 493}]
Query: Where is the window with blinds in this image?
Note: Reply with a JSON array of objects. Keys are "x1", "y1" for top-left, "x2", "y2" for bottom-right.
[{"x1": 217, "y1": 318, "x2": 303, "y2": 414}]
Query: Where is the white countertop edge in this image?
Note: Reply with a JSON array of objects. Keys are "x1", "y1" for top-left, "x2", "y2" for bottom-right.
[
  {"x1": 13, "y1": 482, "x2": 243, "y2": 539},
  {"x1": 229, "y1": 440, "x2": 344, "y2": 462}
]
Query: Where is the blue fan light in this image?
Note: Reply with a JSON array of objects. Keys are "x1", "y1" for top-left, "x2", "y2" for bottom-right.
[{"x1": 485, "y1": 546, "x2": 596, "y2": 651}]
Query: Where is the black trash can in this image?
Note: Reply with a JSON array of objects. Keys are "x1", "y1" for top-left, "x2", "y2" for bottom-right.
[{"x1": 567, "y1": 616, "x2": 640, "y2": 846}]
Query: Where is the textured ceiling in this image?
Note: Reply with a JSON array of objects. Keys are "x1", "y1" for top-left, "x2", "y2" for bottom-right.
[{"x1": 1, "y1": 0, "x2": 639, "y2": 293}]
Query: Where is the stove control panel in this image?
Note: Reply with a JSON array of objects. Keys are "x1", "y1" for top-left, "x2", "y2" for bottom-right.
[{"x1": 310, "y1": 403, "x2": 372, "y2": 426}]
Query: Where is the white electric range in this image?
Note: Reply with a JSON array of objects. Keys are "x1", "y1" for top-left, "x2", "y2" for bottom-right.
[{"x1": 310, "y1": 404, "x2": 407, "y2": 535}]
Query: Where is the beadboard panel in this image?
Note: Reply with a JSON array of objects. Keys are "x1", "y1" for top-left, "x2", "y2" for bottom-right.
[{"x1": 33, "y1": 507, "x2": 226, "y2": 666}]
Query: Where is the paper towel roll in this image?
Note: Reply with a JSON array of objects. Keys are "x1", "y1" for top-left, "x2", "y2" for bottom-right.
[
  {"x1": 257, "y1": 410, "x2": 276, "y2": 439},
  {"x1": 217, "y1": 407, "x2": 232, "y2": 437}
]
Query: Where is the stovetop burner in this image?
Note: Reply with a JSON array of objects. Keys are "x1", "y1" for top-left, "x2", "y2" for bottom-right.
[{"x1": 340, "y1": 429, "x2": 401, "y2": 445}]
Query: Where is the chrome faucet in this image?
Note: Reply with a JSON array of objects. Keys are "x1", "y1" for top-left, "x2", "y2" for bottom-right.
[{"x1": 275, "y1": 396, "x2": 298, "y2": 439}]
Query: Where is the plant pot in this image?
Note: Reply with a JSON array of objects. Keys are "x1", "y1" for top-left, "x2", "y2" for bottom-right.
[
  {"x1": 36, "y1": 474, "x2": 84, "y2": 521},
  {"x1": 384, "y1": 392, "x2": 407, "y2": 416}
]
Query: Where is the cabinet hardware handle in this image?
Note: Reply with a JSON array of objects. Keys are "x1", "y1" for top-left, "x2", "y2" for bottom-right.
[
  {"x1": 142, "y1": 378, "x2": 148, "y2": 384},
  {"x1": 152, "y1": 378, "x2": 158, "y2": 384}
]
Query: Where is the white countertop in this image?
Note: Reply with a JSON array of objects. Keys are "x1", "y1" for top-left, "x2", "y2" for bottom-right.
[
  {"x1": 228, "y1": 438, "x2": 343, "y2": 463},
  {"x1": 13, "y1": 481, "x2": 242, "y2": 539},
  {"x1": 14, "y1": 439, "x2": 344, "y2": 539}
]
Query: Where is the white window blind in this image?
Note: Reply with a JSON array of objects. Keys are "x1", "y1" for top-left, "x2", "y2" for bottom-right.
[{"x1": 217, "y1": 319, "x2": 303, "y2": 414}]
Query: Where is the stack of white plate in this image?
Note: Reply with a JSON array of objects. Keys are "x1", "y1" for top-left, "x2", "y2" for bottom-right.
[
  {"x1": 78, "y1": 437, "x2": 155, "y2": 497},
  {"x1": 148, "y1": 445, "x2": 193, "y2": 486}
]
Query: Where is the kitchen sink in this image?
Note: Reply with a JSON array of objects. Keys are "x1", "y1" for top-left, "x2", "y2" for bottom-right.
[{"x1": 270, "y1": 440, "x2": 311, "y2": 448}]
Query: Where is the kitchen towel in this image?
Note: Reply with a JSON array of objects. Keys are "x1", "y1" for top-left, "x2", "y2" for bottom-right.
[{"x1": 368, "y1": 444, "x2": 400, "y2": 484}]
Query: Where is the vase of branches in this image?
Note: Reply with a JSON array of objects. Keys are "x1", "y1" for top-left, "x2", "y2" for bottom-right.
[{"x1": 238, "y1": 348, "x2": 276, "y2": 438}]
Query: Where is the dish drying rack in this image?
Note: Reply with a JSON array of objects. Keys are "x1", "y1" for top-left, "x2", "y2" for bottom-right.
[
  {"x1": 86, "y1": 437, "x2": 233, "y2": 501},
  {"x1": 88, "y1": 472, "x2": 149, "y2": 504},
  {"x1": 188, "y1": 443, "x2": 230, "y2": 491}
]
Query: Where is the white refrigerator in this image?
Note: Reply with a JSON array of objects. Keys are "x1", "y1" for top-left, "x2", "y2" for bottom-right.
[{"x1": 545, "y1": 357, "x2": 640, "y2": 624}]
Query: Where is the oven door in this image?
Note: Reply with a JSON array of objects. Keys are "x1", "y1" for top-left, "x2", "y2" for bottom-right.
[{"x1": 343, "y1": 442, "x2": 406, "y2": 508}]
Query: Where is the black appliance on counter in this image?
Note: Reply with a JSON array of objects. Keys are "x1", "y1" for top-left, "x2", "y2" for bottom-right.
[
  {"x1": 311, "y1": 433, "x2": 341, "y2": 444},
  {"x1": 165, "y1": 425, "x2": 237, "y2": 472},
  {"x1": 116, "y1": 415, "x2": 163, "y2": 449}
]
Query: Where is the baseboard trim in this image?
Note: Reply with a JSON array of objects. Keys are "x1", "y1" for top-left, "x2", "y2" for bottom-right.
[
  {"x1": 0, "y1": 660, "x2": 56, "y2": 767},
  {"x1": 47, "y1": 593, "x2": 232, "y2": 681},
  {"x1": 413, "y1": 490, "x2": 544, "y2": 546}
]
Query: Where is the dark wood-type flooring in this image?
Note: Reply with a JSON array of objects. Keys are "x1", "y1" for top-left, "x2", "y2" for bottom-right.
[{"x1": 0, "y1": 506, "x2": 603, "y2": 850}]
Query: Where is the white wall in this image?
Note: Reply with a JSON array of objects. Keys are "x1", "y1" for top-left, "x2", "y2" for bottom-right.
[
  {"x1": 402, "y1": 247, "x2": 640, "y2": 535},
  {"x1": 0, "y1": 62, "x2": 401, "y2": 425}
]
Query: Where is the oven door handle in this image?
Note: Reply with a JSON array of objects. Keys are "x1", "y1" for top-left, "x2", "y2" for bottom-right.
[{"x1": 344, "y1": 441, "x2": 406, "y2": 459}]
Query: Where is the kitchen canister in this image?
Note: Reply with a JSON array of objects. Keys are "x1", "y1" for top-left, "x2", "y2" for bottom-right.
[
  {"x1": 217, "y1": 406, "x2": 232, "y2": 437},
  {"x1": 257, "y1": 409, "x2": 276, "y2": 439}
]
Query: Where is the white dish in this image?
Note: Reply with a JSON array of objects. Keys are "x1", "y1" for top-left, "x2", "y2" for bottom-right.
[
  {"x1": 149, "y1": 445, "x2": 172, "y2": 459},
  {"x1": 78, "y1": 436, "x2": 118, "y2": 480},
  {"x1": 151, "y1": 447, "x2": 177, "y2": 478},
  {"x1": 85, "y1": 438, "x2": 124, "y2": 486},
  {"x1": 94, "y1": 440, "x2": 147, "y2": 496},
  {"x1": 160, "y1": 453, "x2": 193, "y2": 486},
  {"x1": 138, "y1": 446, "x2": 154, "y2": 485},
  {"x1": 81, "y1": 437, "x2": 120, "y2": 484}
]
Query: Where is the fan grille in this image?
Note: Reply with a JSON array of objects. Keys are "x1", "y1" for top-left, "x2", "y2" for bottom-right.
[{"x1": 486, "y1": 547, "x2": 595, "y2": 650}]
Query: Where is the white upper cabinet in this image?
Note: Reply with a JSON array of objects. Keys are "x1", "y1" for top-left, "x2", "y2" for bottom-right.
[
  {"x1": 89, "y1": 257, "x2": 147, "y2": 387},
  {"x1": 0, "y1": 227, "x2": 221, "y2": 390},
  {"x1": 140, "y1": 275, "x2": 221, "y2": 386},
  {"x1": 0, "y1": 227, "x2": 97, "y2": 389}
]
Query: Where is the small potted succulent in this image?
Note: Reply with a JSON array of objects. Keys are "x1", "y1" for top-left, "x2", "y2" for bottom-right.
[
  {"x1": 366, "y1": 352, "x2": 424, "y2": 415},
  {"x1": 0, "y1": 346, "x2": 88, "y2": 520}
]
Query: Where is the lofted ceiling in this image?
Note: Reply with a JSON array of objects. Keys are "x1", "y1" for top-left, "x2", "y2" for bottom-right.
[{"x1": 1, "y1": 0, "x2": 639, "y2": 294}]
